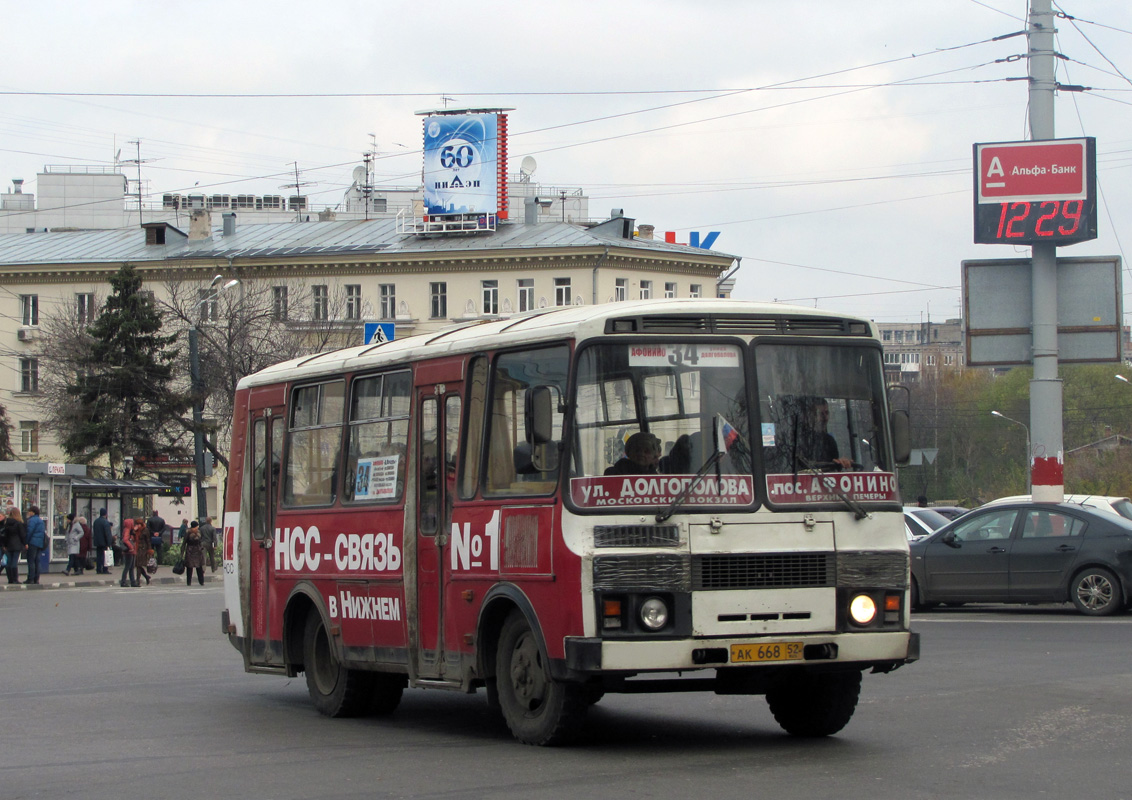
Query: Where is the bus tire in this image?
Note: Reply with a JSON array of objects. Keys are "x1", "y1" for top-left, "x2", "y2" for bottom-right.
[
  {"x1": 302, "y1": 612, "x2": 370, "y2": 718},
  {"x1": 766, "y1": 670, "x2": 862, "y2": 737},
  {"x1": 367, "y1": 674, "x2": 405, "y2": 716},
  {"x1": 495, "y1": 611, "x2": 588, "y2": 746}
]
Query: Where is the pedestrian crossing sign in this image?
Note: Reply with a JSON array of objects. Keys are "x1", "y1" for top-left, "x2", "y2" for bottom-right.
[{"x1": 363, "y1": 322, "x2": 395, "y2": 345}]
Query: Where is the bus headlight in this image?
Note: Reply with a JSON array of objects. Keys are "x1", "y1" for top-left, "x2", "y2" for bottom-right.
[
  {"x1": 849, "y1": 594, "x2": 877, "y2": 625},
  {"x1": 639, "y1": 597, "x2": 669, "y2": 630}
]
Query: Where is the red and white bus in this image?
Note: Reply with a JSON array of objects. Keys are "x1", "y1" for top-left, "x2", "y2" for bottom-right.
[{"x1": 221, "y1": 299, "x2": 918, "y2": 745}]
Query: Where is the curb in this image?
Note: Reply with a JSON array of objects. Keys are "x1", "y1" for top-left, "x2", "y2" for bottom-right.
[{"x1": 0, "y1": 574, "x2": 221, "y2": 591}]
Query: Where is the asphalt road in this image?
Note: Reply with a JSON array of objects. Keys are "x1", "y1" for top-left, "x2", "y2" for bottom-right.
[{"x1": 7, "y1": 586, "x2": 1132, "y2": 800}]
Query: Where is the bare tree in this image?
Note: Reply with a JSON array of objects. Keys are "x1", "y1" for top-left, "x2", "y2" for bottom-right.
[{"x1": 159, "y1": 274, "x2": 367, "y2": 467}]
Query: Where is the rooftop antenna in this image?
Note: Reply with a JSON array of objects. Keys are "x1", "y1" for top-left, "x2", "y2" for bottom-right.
[
  {"x1": 440, "y1": 94, "x2": 455, "y2": 108},
  {"x1": 122, "y1": 139, "x2": 156, "y2": 225},
  {"x1": 281, "y1": 162, "x2": 316, "y2": 222}
]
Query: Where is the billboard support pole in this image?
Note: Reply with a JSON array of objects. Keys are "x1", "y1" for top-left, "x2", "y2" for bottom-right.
[{"x1": 1028, "y1": 0, "x2": 1064, "y2": 502}]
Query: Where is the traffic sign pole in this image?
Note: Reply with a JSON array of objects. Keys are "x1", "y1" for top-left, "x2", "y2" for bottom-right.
[{"x1": 1028, "y1": 0, "x2": 1064, "y2": 502}]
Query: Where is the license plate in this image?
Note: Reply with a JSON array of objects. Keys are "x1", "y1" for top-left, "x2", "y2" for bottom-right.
[{"x1": 730, "y1": 641, "x2": 803, "y2": 663}]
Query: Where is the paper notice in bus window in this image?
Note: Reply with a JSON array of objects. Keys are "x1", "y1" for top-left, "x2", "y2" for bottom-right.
[
  {"x1": 626, "y1": 344, "x2": 740, "y2": 368},
  {"x1": 355, "y1": 455, "x2": 400, "y2": 500},
  {"x1": 761, "y1": 423, "x2": 775, "y2": 447}
]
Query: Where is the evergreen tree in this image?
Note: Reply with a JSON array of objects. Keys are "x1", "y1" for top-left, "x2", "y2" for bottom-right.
[
  {"x1": 0, "y1": 403, "x2": 14, "y2": 460},
  {"x1": 59, "y1": 264, "x2": 190, "y2": 475}
]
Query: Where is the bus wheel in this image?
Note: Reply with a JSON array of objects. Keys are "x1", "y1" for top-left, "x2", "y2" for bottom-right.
[
  {"x1": 766, "y1": 670, "x2": 862, "y2": 737},
  {"x1": 495, "y1": 611, "x2": 588, "y2": 746},
  {"x1": 302, "y1": 612, "x2": 370, "y2": 718},
  {"x1": 367, "y1": 674, "x2": 405, "y2": 716}
]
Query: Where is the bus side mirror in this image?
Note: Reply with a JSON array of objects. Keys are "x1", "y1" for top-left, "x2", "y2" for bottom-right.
[
  {"x1": 891, "y1": 409, "x2": 911, "y2": 465},
  {"x1": 527, "y1": 385, "x2": 555, "y2": 445}
]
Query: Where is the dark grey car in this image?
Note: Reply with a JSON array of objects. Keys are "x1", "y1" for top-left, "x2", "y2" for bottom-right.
[{"x1": 909, "y1": 501, "x2": 1132, "y2": 616}]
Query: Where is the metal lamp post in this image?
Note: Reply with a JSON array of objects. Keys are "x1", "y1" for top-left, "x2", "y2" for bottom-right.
[
  {"x1": 991, "y1": 410, "x2": 1032, "y2": 494},
  {"x1": 190, "y1": 275, "x2": 239, "y2": 522}
]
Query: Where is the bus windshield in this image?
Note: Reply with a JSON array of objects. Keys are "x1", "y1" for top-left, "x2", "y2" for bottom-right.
[
  {"x1": 567, "y1": 339, "x2": 896, "y2": 513},
  {"x1": 756, "y1": 342, "x2": 892, "y2": 478},
  {"x1": 570, "y1": 342, "x2": 754, "y2": 510}
]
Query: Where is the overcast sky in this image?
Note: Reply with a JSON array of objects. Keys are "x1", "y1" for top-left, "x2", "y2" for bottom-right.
[{"x1": 3, "y1": 0, "x2": 1130, "y2": 324}]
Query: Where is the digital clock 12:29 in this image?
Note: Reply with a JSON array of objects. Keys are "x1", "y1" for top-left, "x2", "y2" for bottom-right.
[{"x1": 974, "y1": 197, "x2": 1097, "y2": 245}]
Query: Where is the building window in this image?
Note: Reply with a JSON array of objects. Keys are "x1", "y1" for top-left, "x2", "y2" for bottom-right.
[
  {"x1": 555, "y1": 277, "x2": 571, "y2": 307},
  {"x1": 76, "y1": 293, "x2": 96, "y2": 324},
  {"x1": 272, "y1": 286, "x2": 288, "y2": 320},
  {"x1": 19, "y1": 358, "x2": 39, "y2": 393},
  {"x1": 689, "y1": 284, "x2": 701, "y2": 299},
  {"x1": 926, "y1": 354, "x2": 936, "y2": 366},
  {"x1": 198, "y1": 289, "x2": 219, "y2": 322},
  {"x1": 20, "y1": 295, "x2": 38, "y2": 327},
  {"x1": 664, "y1": 282, "x2": 677, "y2": 299},
  {"x1": 882, "y1": 330, "x2": 892, "y2": 341},
  {"x1": 312, "y1": 285, "x2": 328, "y2": 321},
  {"x1": 346, "y1": 284, "x2": 363, "y2": 321},
  {"x1": 430, "y1": 282, "x2": 447, "y2": 319},
  {"x1": 378, "y1": 284, "x2": 396, "y2": 320},
  {"x1": 20, "y1": 421, "x2": 38, "y2": 454},
  {"x1": 944, "y1": 354, "x2": 955, "y2": 366},
  {"x1": 894, "y1": 330, "x2": 904, "y2": 342},
  {"x1": 615, "y1": 278, "x2": 627, "y2": 302},
  {"x1": 884, "y1": 352, "x2": 898, "y2": 365},
  {"x1": 639, "y1": 280, "x2": 652, "y2": 300},
  {"x1": 482, "y1": 280, "x2": 499, "y2": 315},
  {"x1": 517, "y1": 279, "x2": 534, "y2": 313}
]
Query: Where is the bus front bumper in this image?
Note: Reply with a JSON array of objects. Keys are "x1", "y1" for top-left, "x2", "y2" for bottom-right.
[{"x1": 563, "y1": 630, "x2": 919, "y2": 676}]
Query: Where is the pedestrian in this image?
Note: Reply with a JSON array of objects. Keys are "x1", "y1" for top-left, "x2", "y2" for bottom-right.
[
  {"x1": 78, "y1": 515, "x2": 92, "y2": 574},
  {"x1": 176, "y1": 517, "x2": 188, "y2": 544},
  {"x1": 199, "y1": 516, "x2": 218, "y2": 572},
  {"x1": 147, "y1": 510, "x2": 166, "y2": 563},
  {"x1": 2, "y1": 506, "x2": 27, "y2": 585},
  {"x1": 182, "y1": 520, "x2": 205, "y2": 586},
  {"x1": 64, "y1": 513, "x2": 82, "y2": 576},
  {"x1": 134, "y1": 520, "x2": 153, "y2": 586},
  {"x1": 119, "y1": 518, "x2": 139, "y2": 587},
  {"x1": 24, "y1": 505, "x2": 46, "y2": 584},
  {"x1": 92, "y1": 508, "x2": 113, "y2": 574}
]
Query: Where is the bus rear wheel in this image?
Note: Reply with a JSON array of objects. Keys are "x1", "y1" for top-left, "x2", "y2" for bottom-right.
[
  {"x1": 766, "y1": 670, "x2": 862, "y2": 737},
  {"x1": 302, "y1": 612, "x2": 374, "y2": 718},
  {"x1": 495, "y1": 611, "x2": 588, "y2": 746}
]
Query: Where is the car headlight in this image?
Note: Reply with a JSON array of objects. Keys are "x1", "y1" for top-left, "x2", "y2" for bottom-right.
[
  {"x1": 639, "y1": 597, "x2": 669, "y2": 630},
  {"x1": 849, "y1": 593, "x2": 877, "y2": 625}
]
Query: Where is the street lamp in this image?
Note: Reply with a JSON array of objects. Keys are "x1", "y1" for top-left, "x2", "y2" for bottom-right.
[
  {"x1": 190, "y1": 275, "x2": 239, "y2": 522},
  {"x1": 991, "y1": 410, "x2": 1031, "y2": 494}
]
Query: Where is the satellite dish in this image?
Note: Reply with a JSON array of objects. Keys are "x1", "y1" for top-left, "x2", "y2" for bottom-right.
[
  {"x1": 352, "y1": 166, "x2": 367, "y2": 185},
  {"x1": 519, "y1": 156, "x2": 537, "y2": 178}
]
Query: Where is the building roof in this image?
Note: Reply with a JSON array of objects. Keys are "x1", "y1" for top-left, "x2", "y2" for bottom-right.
[{"x1": 0, "y1": 217, "x2": 736, "y2": 267}]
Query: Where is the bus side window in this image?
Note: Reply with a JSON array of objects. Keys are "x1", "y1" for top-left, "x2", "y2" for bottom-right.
[
  {"x1": 485, "y1": 346, "x2": 568, "y2": 495},
  {"x1": 284, "y1": 381, "x2": 345, "y2": 507},
  {"x1": 344, "y1": 371, "x2": 410, "y2": 504},
  {"x1": 419, "y1": 397, "x2": 440, "y2": 535},
  {"x1": 251, "y1": 419, "x2": 267, "y2": 540},
  {"x1": 459, "y1": 356, "x2": 488, "y2": 500}
]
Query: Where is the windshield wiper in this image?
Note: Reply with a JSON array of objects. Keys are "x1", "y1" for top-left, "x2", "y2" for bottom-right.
[
  {"x1": 655, "y1": 450, "x2": 724, "y2": 524},
  {"x1": 793, "y1": 454, "x2": 870, "y2": 521}
]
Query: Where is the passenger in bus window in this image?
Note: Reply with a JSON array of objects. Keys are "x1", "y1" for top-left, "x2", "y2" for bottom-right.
[
  {"x1": 604, "y1": 432, "x2": 661, "y2": 476},
  {"x1": 659, "y1": 434, "x2": 693, "y2": 474}
]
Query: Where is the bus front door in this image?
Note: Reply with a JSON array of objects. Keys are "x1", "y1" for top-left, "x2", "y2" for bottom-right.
[
  {"x1": 414, "y1": 385, "x2": 462, "y2": 681},
  {"x1": 248, "y1": 407, "x2": 284, "y2": 666}
]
